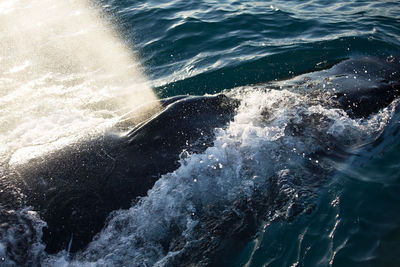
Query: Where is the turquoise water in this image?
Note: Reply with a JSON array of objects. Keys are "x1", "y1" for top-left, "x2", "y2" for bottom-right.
[
  {"x1": 100, "y1": 1, "x2": 400, "y2": 266},
  {"x1": 233, "y1": 137, "x2": 400, "y2": 267},
  {"x1": 102, "y1": 0, "x2": 400, "y2": 96}
]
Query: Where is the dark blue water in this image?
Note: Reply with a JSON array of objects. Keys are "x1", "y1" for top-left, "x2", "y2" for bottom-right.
[{"x1": 99, "y1": 1, "x2": 400, "y2": 266}]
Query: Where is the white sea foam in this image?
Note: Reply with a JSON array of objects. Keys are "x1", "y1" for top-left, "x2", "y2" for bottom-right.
[
  {"x1": 0, "y1": 81, "x2": 392, "y2": 265},
  {"x1": 33, "y1": 88, "x2": 390, "y2": 266}
]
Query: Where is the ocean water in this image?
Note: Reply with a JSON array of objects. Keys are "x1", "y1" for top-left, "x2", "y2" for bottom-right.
[{"x1": 1, "y1": 0, "x2": 400, "y2": 266}]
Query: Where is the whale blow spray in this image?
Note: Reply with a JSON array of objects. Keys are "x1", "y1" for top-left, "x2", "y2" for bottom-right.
[{"x1": 0, "y1": 0, "x2": 159, "y2": 165}]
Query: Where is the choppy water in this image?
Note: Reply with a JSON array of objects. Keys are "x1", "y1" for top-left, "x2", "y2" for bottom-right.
[{"x1": 1, "y1": 0, "x2": 400, "y2": 266}]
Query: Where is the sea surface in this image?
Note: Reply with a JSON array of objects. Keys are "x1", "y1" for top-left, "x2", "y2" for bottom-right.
[{"x1": 1, "y1": 0, "x2": 400, "y2": 266}]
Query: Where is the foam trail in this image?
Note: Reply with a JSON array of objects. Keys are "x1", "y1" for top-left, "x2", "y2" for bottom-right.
[{"x1": 0, "y1": 0, "x2": 159, "y2": 165}]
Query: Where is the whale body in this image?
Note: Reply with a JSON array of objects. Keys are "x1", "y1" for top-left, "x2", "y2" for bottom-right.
[
  {"x1": 1, "y1": 57, "x2": 399, "y2": 264},
  {"x1": 3, "y1": 94, "x2": 239, "y2": 254},
  {"x1": 277, "y1": 57, "x2": 400, "y2": 118}
]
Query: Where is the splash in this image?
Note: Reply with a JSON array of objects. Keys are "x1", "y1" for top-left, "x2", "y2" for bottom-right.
[
  {"x1": 0, "y1": 0, "x2": 159, "y2": 164},
  {"x1": 41, "y1": 88, "x2": 391, "y2": 266}
]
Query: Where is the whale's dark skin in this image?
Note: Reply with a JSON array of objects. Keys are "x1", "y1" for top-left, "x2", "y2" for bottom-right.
[
  {"x1": 1, "y1": 57, "x2": 399, "y2": 257},
  {"x1": 4, "y1": 94, "x2": 239, "y2": 254},
  {"x1": 278, "y1": 57, "x2": 400, "y2": 118}
]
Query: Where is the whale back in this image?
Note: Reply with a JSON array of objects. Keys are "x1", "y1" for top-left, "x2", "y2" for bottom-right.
[
  {"x1": 277, "y1": 57, "x2": 400, "y2": 118},
  {"x1": 5, "y1": 94, "x2": 238, "y2": 253}
]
